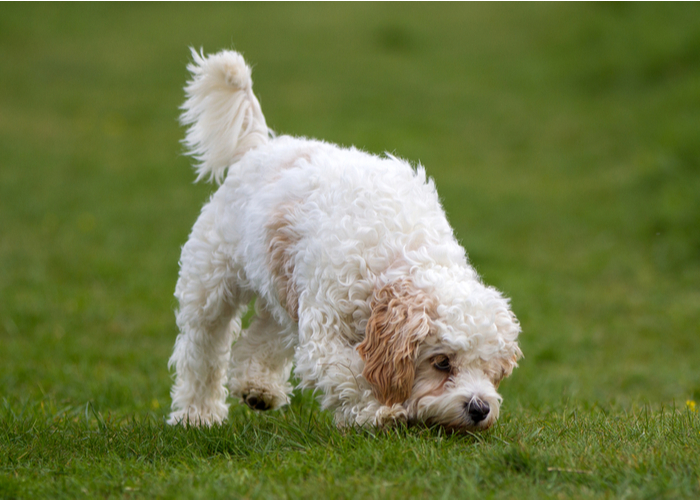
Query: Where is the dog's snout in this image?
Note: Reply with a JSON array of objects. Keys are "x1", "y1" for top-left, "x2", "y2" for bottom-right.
[{"x1": 466, "y1": 399, "x2": 490, "y2": 423}]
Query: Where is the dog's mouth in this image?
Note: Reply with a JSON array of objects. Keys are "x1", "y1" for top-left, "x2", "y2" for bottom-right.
[
  {"x1": 409, "y1": 414, "x2": 494, "y2": 433},
  {"x1": 408, "y1": 417, "x2": 493, "y2": 434}
]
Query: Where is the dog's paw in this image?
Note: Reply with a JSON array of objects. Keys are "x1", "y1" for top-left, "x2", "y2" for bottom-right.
[
  {"x1": 167, "y1": 404, "x2": 228, "y2": 426},
  {"x1": 242, "y1": 391, "x2": 272, "y2": 411},
  {"x1": 240, "y1": 387, "x2": 289, "y2": 411},
  {"x1": 374, "y1": 404, "x2": 408, "y2": 427}
]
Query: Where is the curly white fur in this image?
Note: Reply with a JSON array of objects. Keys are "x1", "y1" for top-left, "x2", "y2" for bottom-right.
[{"x1": 168, "y1": 49, "x2": 522, "y2": 431}]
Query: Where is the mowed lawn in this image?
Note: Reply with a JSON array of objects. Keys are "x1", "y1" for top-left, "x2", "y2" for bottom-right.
[{"x1": 1, "y1": 3, "x2": 699, "y2": 498}]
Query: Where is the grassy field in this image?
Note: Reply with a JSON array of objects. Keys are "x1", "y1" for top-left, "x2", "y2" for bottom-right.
[{"x1": 1, "y1": 3, "x2": 699, "y2": 498}]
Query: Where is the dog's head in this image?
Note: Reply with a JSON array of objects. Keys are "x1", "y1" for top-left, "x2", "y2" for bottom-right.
[{"x1": 358, "y1": 274, "x2": 521, "y2": 431}]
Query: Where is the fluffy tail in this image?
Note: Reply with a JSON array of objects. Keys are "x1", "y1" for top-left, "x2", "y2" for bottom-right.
[{"x1": 180, "y1": 48, "x2": 270, "y2": 183}]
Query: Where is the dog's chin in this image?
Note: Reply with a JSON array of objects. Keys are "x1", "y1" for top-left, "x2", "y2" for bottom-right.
[{"x1": 410, "y1": 418, "x2": 493, "y2": 434}]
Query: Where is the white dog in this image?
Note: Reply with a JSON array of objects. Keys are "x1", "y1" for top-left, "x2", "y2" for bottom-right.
[{"x1": 168, "y1": 49, "x2": 522, "y2": 431}]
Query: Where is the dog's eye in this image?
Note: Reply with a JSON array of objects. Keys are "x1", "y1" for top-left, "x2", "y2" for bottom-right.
[{"x1": 432, "y1": 356, "x2": 451, "y2": 372}]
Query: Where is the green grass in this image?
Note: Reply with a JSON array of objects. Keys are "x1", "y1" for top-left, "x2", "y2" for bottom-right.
[
  {"x1": 1, "y1": 3, "x2": 699, "y2": 498},
  {"x1": 2, "y1": 400, "x2": 699, "y2": 499}
]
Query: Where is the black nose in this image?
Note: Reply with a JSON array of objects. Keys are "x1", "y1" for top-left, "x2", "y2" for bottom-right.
[{"x1": 466, "y1": 399, "x2": 490, "y2": 424}]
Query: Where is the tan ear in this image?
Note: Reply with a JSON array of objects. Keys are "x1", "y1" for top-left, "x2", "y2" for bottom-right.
[
  {"x1": 357, "y1": 279, "x2": 435, "y2": 406},
  {"x1": 492, "y1": 349, "x2": 522, "y2": 388},
  {"x1": 492, "y1": 309, "x2": 523, "y2": 387}
]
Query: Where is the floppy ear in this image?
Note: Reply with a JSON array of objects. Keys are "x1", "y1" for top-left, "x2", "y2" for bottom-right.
[
  {"x1": 492, "y1": 349, "x2": 522, "y2": 388},
  {"x1": 491, "y1": 308, "x2": 523, "y2": 387},
  {"x1": 357, "y1": 279, "x2": 435, "y2": 406}
]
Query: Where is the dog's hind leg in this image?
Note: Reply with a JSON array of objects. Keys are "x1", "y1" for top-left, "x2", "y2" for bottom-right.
[
  {"x1": 227, "y1": 300, "x2": 295, "y2": 411},
  {"x1": 168, "y1": 202, "x2": 252, "y2": 426}
]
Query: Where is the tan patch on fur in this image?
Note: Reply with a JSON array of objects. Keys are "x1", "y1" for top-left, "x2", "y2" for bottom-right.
[
  {"x1": 357, "y1": 278, "x2": 436, "y2": 406},
  {"x1": 266, "y1": 204, "x2": 300, "y2": 321},
  {"x1": 489, "y1": 352, "x2": 521, "y2": 388},
  {"x1": 270, "y1": 149, "x2": 313, "y2": 182},
  {"x1": 411, "y1": 360, "x2": 451, "y2": 401},
  {"x1": 282, "y1": 150, "x2": 311, "y2": 170}
]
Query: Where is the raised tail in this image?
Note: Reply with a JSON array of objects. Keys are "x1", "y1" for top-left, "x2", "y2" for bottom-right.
[{"x1": 180, "y1": 48, "x2": 270, "y2": 184}]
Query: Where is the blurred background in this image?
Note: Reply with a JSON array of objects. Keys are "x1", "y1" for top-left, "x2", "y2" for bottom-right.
[{"x1": 1, "y1": 3, "x2": 699, "y2": 417}]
